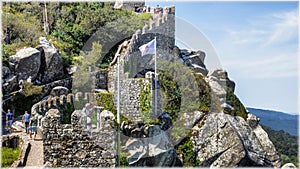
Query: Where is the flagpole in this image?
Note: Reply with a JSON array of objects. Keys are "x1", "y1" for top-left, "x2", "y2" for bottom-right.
[
  {"x1": 154, "y1": 36, "x2": 157, "y2": 116},
  {"x1": 117, "y1": 54, "x2": 121, "y2": 168}
]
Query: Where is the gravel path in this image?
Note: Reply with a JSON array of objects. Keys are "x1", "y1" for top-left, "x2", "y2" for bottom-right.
[{"x1": 24, "y1": 135, "x2": 44, "y2": 167}]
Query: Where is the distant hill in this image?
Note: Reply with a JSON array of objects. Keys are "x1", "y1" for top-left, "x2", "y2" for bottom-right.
[{"x1": 247, "y1": 107, "x2": 298, "y2": 136}]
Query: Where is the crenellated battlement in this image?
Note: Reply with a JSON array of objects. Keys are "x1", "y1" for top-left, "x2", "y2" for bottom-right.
[{"x1": 42, "y1": 109, "x2": 115, "y2": 167}]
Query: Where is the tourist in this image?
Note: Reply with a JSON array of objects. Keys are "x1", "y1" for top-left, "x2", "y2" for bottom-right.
[
  {"x1": 6, "y1": 109, "x2": 14, "y2": 130},
  {"x1": 83, "y1": 103, "x2": 94, "y2": 131},
  {"x1": 29, "y1": 115, "x2": 38, "y2": 140},
  {"x1": 22, "y1": 111, "x2": 31, "y2": 134},
  {"x1": 18, "y1": 79, "x2": 23, "y2": 91}
]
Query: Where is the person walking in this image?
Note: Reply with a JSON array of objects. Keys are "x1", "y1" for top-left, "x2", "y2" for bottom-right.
[
  {"x1": 18, "y1": 79, "x2": 23, "y2": 91},
  {"x1": 6, "y1": 109, "x2": 14, "y2": 130},
  {"x1": 22, "y1": 111, "x2": 30, "y2": 134},
  {"x1": 29, "y1": 115, "x2": 38, "y2": 140},
  {"x1": 82, "y1": 103, "x2": 94, "y2": 131}
]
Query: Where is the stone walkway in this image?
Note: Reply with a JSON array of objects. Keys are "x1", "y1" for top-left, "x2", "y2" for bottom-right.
[{"x1": 24, "y1": 135, "x2": 44, "y2": 167}]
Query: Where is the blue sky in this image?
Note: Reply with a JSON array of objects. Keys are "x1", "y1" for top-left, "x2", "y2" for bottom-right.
[{"x1": 146, "y1": 1, "x2": 299, "y2": 114}]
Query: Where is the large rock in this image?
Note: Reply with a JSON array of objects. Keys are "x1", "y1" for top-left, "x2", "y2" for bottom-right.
[
  {"x1": 9, "y1": 47, "x2": 41, "y2": 80},
  {"x1": 192, "y1": 112, "x2": 281, "y2": 167},
  {"x1": 2, "y1": 74, "x2": 18, "y2": 93},
  {"x1": 2, "y1": 66, "x2": 11, "y2": 78},
  {"x1": 180, "y1": 49, "x2": 208, "y2": 76},
  {"x1": 207, "y1": 69, "x2": 235, "y2": 93},
  {"x1": 125, "y1": 124, "x2": 182, "y2": 167},
  {"x1": 50, "y1": 86, "x2": 69, "y2": 97},
  {"x1": 36, "y1": 38, "x2": 64, "y2": 83}
]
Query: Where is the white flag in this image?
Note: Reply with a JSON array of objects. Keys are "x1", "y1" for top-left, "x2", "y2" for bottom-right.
[{"x1": 139, "y1": 39, "x2": 156, "y2": 56}]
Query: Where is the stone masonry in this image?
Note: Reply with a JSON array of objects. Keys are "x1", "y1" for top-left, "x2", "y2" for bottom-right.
[
  {"x1": 42, "y1": 109, "x2": 115, "y2": 167},
  {"x1": 107, "y1": 6, "x2": 175, "y2": 121}
]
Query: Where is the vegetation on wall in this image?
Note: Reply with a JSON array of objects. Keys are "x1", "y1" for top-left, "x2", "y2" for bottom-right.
[
  {"x1": 159, "y1": 71, "x2": 181, "y2": 120},
  {"x1": 94, "y1": 92, "x2": 130, "y2": 124},
  {"x1": 138, "y1": 80, "x2": 152, "y2": 125},
  {"x1": 194, "y1": 74, "x2": 211, "y2": 113},
  {"x1": 224, "y1": 87, "x2": 248, "y2": 119},
  {"x1": 175, "y1": 137, "x2": 200, "y2": 167}
]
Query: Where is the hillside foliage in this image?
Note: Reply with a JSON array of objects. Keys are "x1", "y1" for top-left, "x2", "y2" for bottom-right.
[
  {"x1": 261, "y1": 125, "x2": 298, "y2": 167},
  {"x1": 2, "y1": 2, "x2": 150, "y2": 67}
]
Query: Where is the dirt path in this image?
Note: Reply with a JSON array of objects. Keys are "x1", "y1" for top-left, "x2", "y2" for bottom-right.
[{"x1": 24, "y1": 135, "x2": 44, "y2": 167}]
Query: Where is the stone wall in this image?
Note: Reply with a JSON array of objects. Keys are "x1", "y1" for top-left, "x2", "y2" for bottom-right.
[
  {"x1": 107, "y1": 6, "x2": 174, "y2": 121},
  {"x1": 42, "y1": 109, "x2": 115, "y2": 167},
  {"x1": 94, "y1": 69, "x2": 108, "y2": 90},
  {"x1": 119, "y1": 78, "x2": 150, "y2": 120}
]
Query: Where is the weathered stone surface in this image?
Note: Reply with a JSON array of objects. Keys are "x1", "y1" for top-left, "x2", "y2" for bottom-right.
[
  {"x1": 42, "y1": 109, "x2": 115, "y2": 167},
  {"x1": 2, "y1": 74, "x2": 18, "y2": 93},
  {"x1": 192, "y1": 112, "x2": 281, "y2": 167},
  {"x1": 247, "y1": 113, "x2": 260, "y2": 129},
  {"x1": 158, "y1": 112, "x2": 172, "y2": 130},
  {"x1": 50, "y1": 86, "x2": 69, "y2": 97},
  {"x1": 2, "y1": 66, "x2": 11, "y2": 78},
  {"x1": 36, "y1": 39, "x2": 64, "y2": 83},
  {"x1": 125, "y1": 126, "x2": 181, "y2": 167},
  {"x1": 248, "y1": 113, "x2": 281, "y2": 167},
  {"x1": 180, "y1": 49, "x2": 208, "y2": 75},
  {"x1": 9, "y1": 47, "x2": 41, "y2": 80},
  {"x1": 207, "y1": 69, "x2": 235, "y2": 93},
  {"x1": 94, "y1": 70, "x2": 108, "y2": 89}
]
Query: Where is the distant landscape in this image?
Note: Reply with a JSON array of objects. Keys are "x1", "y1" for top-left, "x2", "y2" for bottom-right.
[{"x1": 247, "y1": 107, "x2": 298, "y2": 136}]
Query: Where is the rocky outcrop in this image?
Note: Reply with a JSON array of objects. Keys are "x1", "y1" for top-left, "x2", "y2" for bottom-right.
[
  {"x1": 121, "y1": 112, "x2": 182, "y2": 167},
  {"x1": 2, "y1": 37, "x2": 65, "y2": 95},
  {"x1": 50, "y1": 86, "x2": 69, "y2": 97},
  {"x1": 36, "y1": 38, "x2": 64, "y2": 83},
  {"x1": 124, "y1": 124, "x2": 182, "y2": 167},
  {"x1": 179, "y1": 49, "x2": 208, "y2": 76},
  {"x1": 207, "y1": 69, "x2": 235, "y2": 93},
  {"x1": 192, "y1": 112, "x2": 281, "y2": 167},
  {"x1": 9, "y1": 47, "x2": 41, "y2": 80},
  {"x1": 205, "y1": 69, "x2": 236, "y2": 112}
]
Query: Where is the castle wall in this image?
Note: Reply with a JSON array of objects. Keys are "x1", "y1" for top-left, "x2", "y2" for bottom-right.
[
  {"x1": 107, "y1": 7, "x2": 175, "y2": 121},
  {"x1": 42, "y1": 109, "x2": 115, "y2": 167},
  {"x1": 119, "y1": 78, "x2": 150, "y2": 120}
]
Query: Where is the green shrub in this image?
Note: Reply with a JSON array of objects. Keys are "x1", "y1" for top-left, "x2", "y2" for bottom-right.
[
  {"x1": 139, "y1": 80, "x2": 152, "y2": 124},
  {"x1": 20, "y1": 82, "x2": 44, "y2": 97},
  {"x1": 175, "y1": 137, "x2": 199, "y2": 167},
  {"x1": 95, "y1": 92, "x2": 130, "y2": 124},
  {"x1": 224, "y1": 87, "x2": 248, "y2": 119},
  {"x1": 1, "y1": 147, "x2": 21, "y2": 167},
  {"x1": 159, "y1": 71, "x2": 181, "y2": 119},
  {"x1": 194, "y1": 74, "x2": 211, "y2": 113}
]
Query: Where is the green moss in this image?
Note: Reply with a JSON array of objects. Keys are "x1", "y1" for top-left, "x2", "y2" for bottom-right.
[
  {"x1": 224, "y1": 87, "x2": 248, "y2": 119},
  {"x1": 138, "y1": 80, "x2": 152, "y2": 125},
  {"x1": 94, "y1": 92, "x2": 131, "y2": 124},
  {"x1": 1, "y1": 147, "x2": 21, "y2": 167},
  {"x1": 175, "y1": 137, "x2": 200, "y2": 167},
  {"x1": 194, "y1": 74, "x2": 211, "y2": 113},
  {"x1": 159, "y1": 71, "x2": 181, "y2": 119},
  {"x1": 20, "y1": 82, "x2": 44, "y2": 97}
]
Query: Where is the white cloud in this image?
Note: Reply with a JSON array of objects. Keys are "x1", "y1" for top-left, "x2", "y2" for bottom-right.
[
  {"x1": 265, "y1": 10, "x2": 298, "y2": 46},
  {"x1": 218, "y1": 9, "x2": 299, "y2": 79},
  {"x1": 225, "y1": 9, "x2": 298, "y2": 47},
  {"x1": 222, "y1": 51, "x2": 298, "y2": 79}
]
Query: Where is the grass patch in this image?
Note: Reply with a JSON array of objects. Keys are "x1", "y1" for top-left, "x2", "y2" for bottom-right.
[{"x1": 1, "y1": 147, "x2": 21, "y2": 167}]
